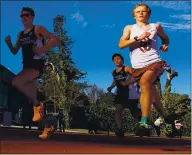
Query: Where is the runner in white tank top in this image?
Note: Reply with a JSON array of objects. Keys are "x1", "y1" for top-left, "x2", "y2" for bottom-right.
[
  {"x1": 129, "y1": 23, "x2": 162, "y2": 69},
  {"x1": 118, "y1": 4, "x2": 175, "y2": 137}
]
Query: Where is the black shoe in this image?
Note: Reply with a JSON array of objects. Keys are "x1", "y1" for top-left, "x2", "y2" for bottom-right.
[
  {"x1": 165, "y1": 113, "x2": 181, "y2": 123},
  {"x1": 136, "y1": 122, "x2": 150, "y2": 137},
  {"x1": 115, "y1": 129, "x2": 124, "y2": 138}
]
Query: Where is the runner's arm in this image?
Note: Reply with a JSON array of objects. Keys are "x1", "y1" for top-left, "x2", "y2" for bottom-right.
[
  {"x1": 118, "y1": 25, "x2": 137, "y2": 49},
  {"x1": 107, "y1": 72, "x2": 116, "y2": 92},
  {"x1": 36, "y1": 26, "x2": 60, "y2": 51},
  {"x1": 6, "y1": 32, "x2": 21, "y2": 55},
  {"x1": 156, "y1": 24, "x2": 169, "y2": 46},
  {"x1": 120, "y1": 77, "x2": 139, "y2": 87},
  {"x1": 120, "y1": 66, "x2": 139, "y2": 86},
  {"x1": 109, "y1": 80, "x2": 116, "y2": 89}
]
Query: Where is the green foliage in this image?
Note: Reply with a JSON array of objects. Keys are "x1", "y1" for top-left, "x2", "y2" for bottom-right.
[
  {"x1": 38, "y1": 15, "x2": 89, "y2": 128},
  {"x1": 154, "y1": 76, "x2": 191, "y2": 136},
  {"x1": 162, "y1": 91, "x2": 191, "y2": 136},
  {"x1": 84, "y1": 104, "x2": 138, "y2": 133},
  {"x1": 162, "y1": 91, "x2": 191, "y2": 114},
  {"x1": 99, "y1": 92, "x2": 115, "y2": 106},
  {"x1": 180, "y1": 112, "x2": 191, "y2": 136}
]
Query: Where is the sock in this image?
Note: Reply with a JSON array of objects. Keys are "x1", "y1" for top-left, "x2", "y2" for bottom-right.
[{"x1": 140, "y1": 116, "x2": 148, "y2": 124}]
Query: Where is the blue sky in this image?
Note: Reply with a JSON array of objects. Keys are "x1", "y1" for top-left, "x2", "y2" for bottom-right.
[{"x1": 1, "y1": 1, "x2": 191, "y2": 96}]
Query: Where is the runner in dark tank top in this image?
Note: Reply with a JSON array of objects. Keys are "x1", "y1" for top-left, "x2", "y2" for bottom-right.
[{"x1": 5, "y1": 7, "x2": 59, "y2": 139}]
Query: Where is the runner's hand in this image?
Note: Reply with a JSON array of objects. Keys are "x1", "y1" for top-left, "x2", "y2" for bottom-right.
[
  {"x1": 138, "y1": 32, "x2": 151, "y2": 41},
  {"x1": 160, "y1": 44, "x2": 168, "y2": 52},
  {"x1": 107, "y1": 87, "x2": 112, "y2": 92},
  {"x1": 4, "y1": 35, "x2": 12, "y2": 45}
]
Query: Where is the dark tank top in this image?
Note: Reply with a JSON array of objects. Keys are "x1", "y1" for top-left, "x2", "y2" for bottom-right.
[
  {"x1": 113, "y1": 66, "x2": 130, "y2": 97},
  {"x1": 19, "y1": 26, "x2": 44, "y2": 65}
]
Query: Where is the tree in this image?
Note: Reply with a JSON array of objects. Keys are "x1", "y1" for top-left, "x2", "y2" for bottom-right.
[
  {"x1": 99, "y1": 92, "x2": 115, "y2": 106},
  {"x1": 152, "y1": 69, "x2": 191, "y2": 136},
  {"x1": 156, "y1": 69, "x2": 179, "y2": 97},
  {"x1": 86, "y1": 84, "x2": 105, "y2": 104},
  {"x1": 53, "y1": 15, "x2": 87, "y2": 82},
  {"x1": 38, "y1": 62, "x2": 66, "y2": 112},
  {"x1": 38, "y1": 15, "x2": 89, "y2": 128}
]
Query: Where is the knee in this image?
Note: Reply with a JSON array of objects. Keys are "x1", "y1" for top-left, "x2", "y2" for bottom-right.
[
  {"x1": 140, "y1": 78, "x2": 151, "y2": 87},
  {"x1": 139, "y1": 78, "x2": 152, "y2": 91},
  {"x1": 12, "y1": 77, "x2": 21, "y2": 88}
]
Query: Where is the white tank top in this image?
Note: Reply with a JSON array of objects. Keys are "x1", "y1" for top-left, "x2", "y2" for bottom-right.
[
  {"x1": 129, "y1": 23, "x2": 162, "y2": 68},
  {"x1": 33, "y1": 39, "x2": 46, "y2": 59}
]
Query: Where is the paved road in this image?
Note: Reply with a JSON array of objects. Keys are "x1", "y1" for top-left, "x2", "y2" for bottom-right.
[{"x1": 0, "y1": 127, "x2": 191, "y2": 154}]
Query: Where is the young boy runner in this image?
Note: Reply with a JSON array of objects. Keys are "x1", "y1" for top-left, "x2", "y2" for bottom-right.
[
  {"x1": 107, "y1": 53, "x2": 141, "y2": 138},
  {"x1": 118, "y1": 4, "x2": 176, "y2": 136}
]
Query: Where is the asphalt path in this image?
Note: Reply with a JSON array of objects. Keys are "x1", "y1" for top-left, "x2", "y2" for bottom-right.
[{"x1": 0, "y1": 127, "x2": 191, "y2": 154}]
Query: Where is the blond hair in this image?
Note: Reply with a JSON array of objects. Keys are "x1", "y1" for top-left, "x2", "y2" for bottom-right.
[{"x1": 132, "y1": 4, "x2": 151, "y2": 17}]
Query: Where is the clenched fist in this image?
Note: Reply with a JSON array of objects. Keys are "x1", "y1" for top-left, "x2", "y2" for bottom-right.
[
  {"x1": 4, "y1": 35, "x2": 12, "y2": 45},
  {"x1": 160, "y1": 44, "x2": 168, "y2": 52},
  {"x1": 138, "y1": 32, "x2": 151, "y2": 41}
]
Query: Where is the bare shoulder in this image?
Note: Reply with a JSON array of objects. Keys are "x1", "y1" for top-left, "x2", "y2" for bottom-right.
[
  {"x1": 35, "y1": 25, "x2": 46, "y2": 32},
  {"x1": 123, "y1": 25, "x2": 132, "y2": 32},
  {"x1": 34, "y1": 25, "x2": 56, "y2": 39},
  {"x1": 124, "y1": 66, "x2": 132, "y2": 74},
  {"x1": 34, "y1": 25, "x2": 45, "y2": 38},
  {"x1": 155, "y1": 23, "x2": 167, "y2": 36},
  {"x1": 121, "y1": 25, "x2": 132, "y2": 39},
  {"x1": 155, "y1": 23, "x2": 160, "y2": 27},
  {"x1": 155, "y1": 23, "x2": 162, "y2": 30}
]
